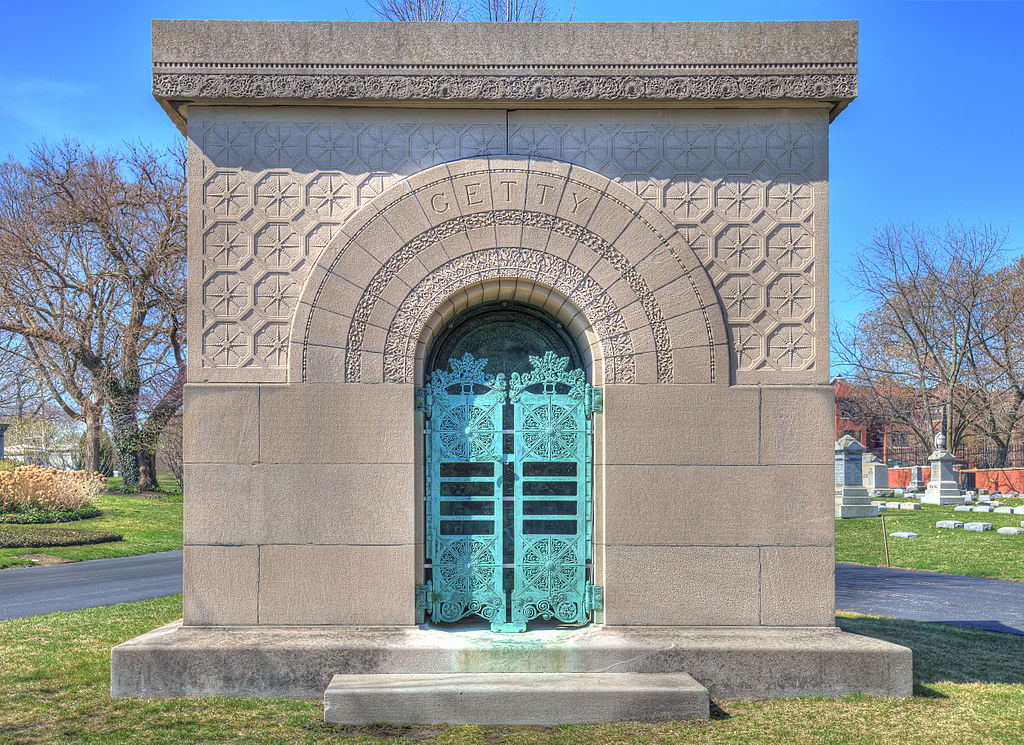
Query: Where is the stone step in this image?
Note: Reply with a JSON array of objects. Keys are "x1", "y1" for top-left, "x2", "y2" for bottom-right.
[{"x1": 323, "y1": 672, "x2": 710, "y2": 725}]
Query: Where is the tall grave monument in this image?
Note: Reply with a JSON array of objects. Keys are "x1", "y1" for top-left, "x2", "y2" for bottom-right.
[{"x1": 111, "y1": 20, "x2": 911, "y2": 721}]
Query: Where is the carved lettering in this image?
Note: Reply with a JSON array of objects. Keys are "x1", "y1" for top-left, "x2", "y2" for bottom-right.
[
  {"x1": 534, "y1": 182, "x2": 554, "y2": 206},
  {"x1": 500, "y1": 180, "x2": 517, "y2": 202},
  {"x1": 430, "y1": 193, "x2": 450, "y2": 214},
  {"x1": 570, "y1": 192, "x2": 589, "y2": 214},
  {"x1": 464, "y1": 183, "x2": 484, "y2": 206}
]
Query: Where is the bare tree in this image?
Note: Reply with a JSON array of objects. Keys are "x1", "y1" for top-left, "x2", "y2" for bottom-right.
[
  {"x1": 0, "y1": 140, "x2": 186, "y2": 489},
  {"x1": 368, "y1": 0, "x2": 467, "y2": 20},
  {"x1": 369, "y1": 0, "x2": 569, "y2": 22},
  {"x1": 962, "y1": 256, "x2": 1024, "y2": 464},
  {"x1": 833, "y1": 222, "x2": 1016, "y2": 454},
  {"x1": 0, "y1": 334, "x2": 47, "y2": 420}
]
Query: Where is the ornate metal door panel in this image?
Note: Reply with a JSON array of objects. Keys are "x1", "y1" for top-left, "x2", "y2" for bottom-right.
[
  {"x1": 424, "y1": 354, "x2": 507, "y2": 627},
  {"x1": 509, "y1": 352, "x2": 595, "y2": 629},
  {"x1": 423, "y1": 350, "x2": 600, "y2": 632}
]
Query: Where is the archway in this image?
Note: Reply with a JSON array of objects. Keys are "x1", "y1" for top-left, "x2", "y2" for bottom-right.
[{"x1": 421, "y1": 302, "x2": 598, "y2": 632}]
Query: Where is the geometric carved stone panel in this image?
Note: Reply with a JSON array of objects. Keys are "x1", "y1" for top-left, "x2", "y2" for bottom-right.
[
  {"x1": 189, "y1": 108, "x2": 506, "y2": 381},
  {"x1": 508, "y1": 110, "x2": 826, "y2": 385}
]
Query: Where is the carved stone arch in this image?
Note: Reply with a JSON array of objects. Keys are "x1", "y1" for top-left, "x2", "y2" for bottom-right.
[
  {"x1": 290, "y1": 155, "x2": 729, "y2": 384},
  {"x1": 405, "y1": 269, "x2": 623, "y2": 387}
]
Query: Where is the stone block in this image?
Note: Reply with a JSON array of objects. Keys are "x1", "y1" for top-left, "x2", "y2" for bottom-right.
[
  {"x1": 183, "y1": 384, "x2": 259, "y2": 464},
  {"x1": 1013, "y1": 507, "x2": 1024, "y2": 515},
  {"x1": 936, "y1": 521, "x2": 963, "y2": 530},
  {"x1": 249, "y1": 463, "x2": 416, "y2": 545},
  {"x1": 963, "y1": 522, "x2": 993, "y2": 532},
  {"x1": 993, "y1": 506, "x2": 1014, "y2": 514},
  {"x1": 888, "y1": 532, "x2": 918, "y2": 538},
  {"x1": 184, "y1": 462, "x2": 415, "y2": 546},
  {"x1": 183, "y1": 464, "x2": 253, "y2": 545},
  {"x1": 759, "y1": 386, "x2": 833, "y2": 466},
  {"x1": 953, "y1": 505, "x2": 972, "y2": 512},
  {"x1": 997, "y1": 527, "x2": 1024, "y2": 535},
  {"x1": 183, "y1": 545, "x2": 258, "y2": 626},
  {"x1": 898, "y1": 502, "x2": 921, "y2": 510},
  {"x1": 601, "y1": 384, "x2": 759, "y2": 466},
  {"x1": 258, "y1": 544, "x2": 416, "y2": 625},
  {"x1": 323, "y1": 672, "x2": 710, "y2": 724},
  {"x1": 604, "y1": 464, "x2": 833, "y2": 546},
  {"x1": 972, "y1": 506, "x2": 994, "y2": 513},
  {"x1": 603, "y1": 545, "x2": 759, "y2": 626},
  {"x1": 759, "y1": 546, "x2": 834, "y2": 626},
  {"x1": 258, "y1": 383, "x2": 415, "y2": 463}
]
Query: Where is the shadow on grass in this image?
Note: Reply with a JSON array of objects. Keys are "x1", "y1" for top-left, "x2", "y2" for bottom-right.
[{"x1": 838, "y1": 612, "x2": 1024, "y2": 691}]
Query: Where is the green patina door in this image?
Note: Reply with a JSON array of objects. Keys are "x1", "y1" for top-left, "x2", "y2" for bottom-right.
[{"x1": 417, "y1": 304, "x2": 602, "y2": 632}]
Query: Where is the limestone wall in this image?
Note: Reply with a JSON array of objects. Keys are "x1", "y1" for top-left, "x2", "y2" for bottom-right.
[{"x1": 183, "y1": 104, "x2": 834, "y2": 628}]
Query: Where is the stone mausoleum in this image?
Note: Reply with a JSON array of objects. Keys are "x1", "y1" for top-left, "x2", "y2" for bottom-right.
[{"x1": 112, "y1": 20, "x2": 911, "y2": 722}]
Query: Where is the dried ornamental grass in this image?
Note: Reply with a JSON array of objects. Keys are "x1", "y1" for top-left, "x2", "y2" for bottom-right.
[{"x1": 0, "y1": 466, "x2": 106, "y2": 512}]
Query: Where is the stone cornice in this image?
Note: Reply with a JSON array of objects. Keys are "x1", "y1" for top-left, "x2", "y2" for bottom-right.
[{"x1": 152, "y1": 21, "x2": 858, "y2": 129}]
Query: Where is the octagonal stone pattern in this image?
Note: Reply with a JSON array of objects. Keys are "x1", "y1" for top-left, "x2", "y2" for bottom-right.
[{"x1": 191, "y1": 107, "x2": 826, "y2": 384}]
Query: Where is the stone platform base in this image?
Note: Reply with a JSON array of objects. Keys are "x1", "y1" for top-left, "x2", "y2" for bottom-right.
[
  {"x1": 324, "y1": 672, "x2": 710, "y2": 724},
  {"x1": 111, "y1": 622, "x2": 912, "y2": 702},
  {"x1": 836, "y1": 504, "x2": 879, "y2": 518}
]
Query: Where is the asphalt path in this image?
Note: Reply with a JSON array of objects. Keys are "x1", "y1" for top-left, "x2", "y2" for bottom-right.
[
  {"x1": 835, "y1": 562, "x2": 1024, "y2": 635},
  {"x1": 0, "y1": 550, "x2": 182, "y2": 620},
  {"x1": 2, "y1": 552, "x2": 1024, "y2": 635}
]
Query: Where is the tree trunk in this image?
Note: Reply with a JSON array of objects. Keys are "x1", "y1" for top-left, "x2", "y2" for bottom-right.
[
  {"x1": 136, "y1": 366, "x2": 186, "y2": 492},
  {"x1": 137, "y1": 448, "x2": 158, "y2": 492},
  {"x1": 110, "y1": 399, "x2": 141, "y2": 490},
  {"x1": 84, "y1": 407, "x2": 102, "y2": 472}
]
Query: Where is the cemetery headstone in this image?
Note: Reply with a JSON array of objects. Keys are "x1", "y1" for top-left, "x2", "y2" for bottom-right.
[
  {"x1": 998, "y1": 527, "x2": 1024, "y2": 535},
  {"x1": 963, "y1": 522, "x2": 994, "y2": 532},
  {"x1": 905, "y1": 466, "x2": 926, "y2": 494},
  {"x1": 922, "y1": 432, "x2": 963, "y2": 505},
  {"x1": 862, "y1": 453, "x2": 891, "y2": 497},
  {"x1": 835, "y1": 436, "x2": 878, "y2": 518},
  {"x1": 936, "y1": 521, "x2": 964, "y2": 529}
]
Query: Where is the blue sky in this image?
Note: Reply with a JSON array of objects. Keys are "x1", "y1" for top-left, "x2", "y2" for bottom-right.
[{"x1": 2, "y1": 1, "x2": 1021, "y2": 334}]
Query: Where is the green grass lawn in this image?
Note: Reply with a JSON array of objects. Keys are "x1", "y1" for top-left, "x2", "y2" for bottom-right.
[
  {"x1": 0, "y1": 482, "x2": 183, "y2": 570},
  {"x1": 836, "y1": 501, "x2": 1024, "y2": 581},
  {"x1": 0, "y1": 597, "x2": 1022, "y2": 744}
]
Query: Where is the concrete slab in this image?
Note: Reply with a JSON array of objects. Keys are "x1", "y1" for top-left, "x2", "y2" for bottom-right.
[
  {"x1": 324, "y1": 672, "x2": 709, "y2": 724},
  {"x1": 111, "y1": 622, "x2": 912, "y2": 701}
]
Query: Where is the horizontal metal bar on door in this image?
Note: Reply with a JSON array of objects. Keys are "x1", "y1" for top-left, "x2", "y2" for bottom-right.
[{"x1": 423, "y1": 561, "x2": 594, "y2": 569}]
